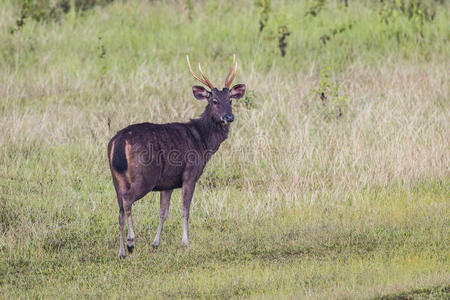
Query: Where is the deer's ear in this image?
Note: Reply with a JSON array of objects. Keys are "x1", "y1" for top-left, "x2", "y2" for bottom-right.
[
  {"x1": 230, "y1": 84, "x2": 246, "y2": 99},
  {"x1": 192, "y1": 86, "x2": 210, "y2": 100}
]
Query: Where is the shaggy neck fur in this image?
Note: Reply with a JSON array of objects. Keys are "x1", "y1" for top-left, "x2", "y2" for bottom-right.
[{"x1": 190, "y1": 104, "x2": 230, "y2": 152}]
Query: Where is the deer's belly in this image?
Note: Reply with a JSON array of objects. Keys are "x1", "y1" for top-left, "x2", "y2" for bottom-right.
[{"x1": 153, "y1": 175, "x2": 183, "y2": 191}]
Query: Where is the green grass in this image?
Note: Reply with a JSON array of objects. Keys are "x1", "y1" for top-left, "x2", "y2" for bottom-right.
[
  {"x1": 1, "y1": 183, "x2": 449, "y2": 298},
  {"x1": 1, "y1": 184, "x2": 449, "y2": 298},
  {"x1": 380, "y1": 286, "x2": 450, "y2": 300},
  {"x1": 1, "y1": 0, "x2": 449, "y2": 298}
]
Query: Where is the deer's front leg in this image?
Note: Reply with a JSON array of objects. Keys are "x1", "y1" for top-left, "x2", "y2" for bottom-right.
[
  {"x1": 152, "y1": 190, "x2": 173, "y2": 249},
  {"x1": 181, "y1": 180, "x2": 196, "y2": 246}
]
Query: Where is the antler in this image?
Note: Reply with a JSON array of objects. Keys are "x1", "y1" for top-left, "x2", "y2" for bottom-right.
[
  {"x1": 198, "y1": 64, "x2": 215, "y2": 90},
  {"x1": 224, "y1": 54, "x2": 237, "y2": 89},
  {"x1": 186, "y1": 56, "x2": 215, "y2": 90}
]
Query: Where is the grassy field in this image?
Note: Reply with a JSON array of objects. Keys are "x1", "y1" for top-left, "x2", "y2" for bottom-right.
[{"x1": 0, "y1": 0, "x2": 449, "y2": 298}]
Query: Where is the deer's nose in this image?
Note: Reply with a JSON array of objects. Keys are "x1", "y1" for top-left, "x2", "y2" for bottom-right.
[{"x1": 223, "y1": 114, "x2": 234, "y2": 123}]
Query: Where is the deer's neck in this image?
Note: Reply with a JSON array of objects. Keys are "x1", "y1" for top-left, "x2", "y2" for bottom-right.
[{"x1": 190, "y1": 116, "x2": 229, "y2": 153}]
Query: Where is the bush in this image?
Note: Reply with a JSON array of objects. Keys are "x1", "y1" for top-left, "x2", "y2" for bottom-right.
[{"x1": 11, "y1": 0, "x2": 115, "y2": 33}]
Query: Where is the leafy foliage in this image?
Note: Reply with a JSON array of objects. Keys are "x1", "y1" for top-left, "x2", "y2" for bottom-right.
[
  {"x1": 378, "y1": 0, "x2": 440, "y2": 24},
  {"x1": 277, "y1": 25, "x2": 290, "y2": 57},
  {"x1": 254, "y1": 0, "x2": 271, "y2": 32},
  {"x1": 312, "y1": 67, "x2": 348, "y2": 121},
  {"x1": 11, "y1": 0, "x2": 115, "y2": 33},
  {"x1": 320, "y1": 21, "x2": 353, "y2": 45},
  {"x1": 305, "y1": 0, "x2": 327, "y2": 17},
  {"x1": 238, "y1": 89, "x2": 257, "y2": 110},
  {"x1": 378, "y1": 0, "x2": 443, "y2": 37}
]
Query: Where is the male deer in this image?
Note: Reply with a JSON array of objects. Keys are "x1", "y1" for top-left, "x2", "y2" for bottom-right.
[{"x1": 107, "y1": 55, "x2": 245, "y2": 259}]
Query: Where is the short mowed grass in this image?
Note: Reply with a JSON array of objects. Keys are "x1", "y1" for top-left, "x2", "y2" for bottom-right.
[{"x1": 1, "y1": 0, "x2": 449, "y2": 298}]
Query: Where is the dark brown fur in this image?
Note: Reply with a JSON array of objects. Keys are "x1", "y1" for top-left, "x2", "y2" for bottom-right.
[
  {"x1": 108, "y1": 116, "x2": 229, "y2": 193},
  {"x1": 108, "y1": 85, "x2": 245, "y2": 258}
]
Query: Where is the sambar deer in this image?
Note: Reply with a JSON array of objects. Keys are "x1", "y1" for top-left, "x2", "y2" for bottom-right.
[{"x1": 107, "y1": 55, "x2": 245, "y2": 259}]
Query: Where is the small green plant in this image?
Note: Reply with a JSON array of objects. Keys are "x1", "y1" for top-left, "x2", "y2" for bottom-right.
[
  {"x1": 312, "y1": 67, "x2": 348, "y2": 121},
  {"x1": 254, "y1": 0, "x2": 271, "y2": 33},
  {"x1": 305, "y1": 0, "x2": 327, "y2": 17},
  {"x1": 379, "y1": 0, "x2": 437, "y2": 24},
  {"x1": 97, "y1": 36, "x2": 106, "y2": 60},
  {"x1": 208, "y1": 0, "x2": 219, "y2": 16},
  {"x1": 75, "y1": 0, "x2": 114, "y2": 12},
  {"x1": 97, "y1": 36, "x2": 108, "y2": 86},
  {"x1": 378, "y1": 0, "x2": 441, "y2": 38},
  {"x1": 320, "y1": 22, "x2": 353, "y2": 45},
  {"x1": 184, "y1": 0, "x2": 193, "y2": 21},
  {"x1": 237, "y1": 89, "x2": 257, "y2": 110},
  {"x1": 277, "y1": 25, "x2": 291, "y2": 57},
  {"x1": 11, "y1": 0, "x2": 54, "y2": 33},
  {"x1": 11, "y1": 0, "x2": 115, "y2": 33}
]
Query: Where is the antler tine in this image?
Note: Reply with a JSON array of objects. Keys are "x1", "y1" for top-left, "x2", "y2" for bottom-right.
[
  {"x1": 228, "y1": 60, "x2": 237, "y2": 88},
  {"x1": 198, "y1": 63, "x2": 215, "y2": 90},
  {"x1": 186, "y1": 55, "x2": 210, "y2": 88},
  {"x1": 224, "y1": 54, "x2": 237, "y2": 88}
]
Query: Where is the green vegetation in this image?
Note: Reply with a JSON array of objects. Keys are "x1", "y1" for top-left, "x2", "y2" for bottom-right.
[{"x1": 0, "y1": 0, "x2": 449, "y2": 298}]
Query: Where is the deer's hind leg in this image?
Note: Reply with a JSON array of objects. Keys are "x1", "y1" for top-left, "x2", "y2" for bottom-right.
[
  {"x1": 112, "y1": 174, "x2": 129, "y2": 259},
  {"x1": 124, "y1": 189, "x2": 136, "y2": 254},
  {"x1": 121, "y1": 175, "x2": 156, "y2": 254}
]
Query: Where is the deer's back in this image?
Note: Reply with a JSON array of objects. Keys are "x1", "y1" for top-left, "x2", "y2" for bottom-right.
[{"x1": 108, "y1": 122, "x2": 207, "y2": 191}]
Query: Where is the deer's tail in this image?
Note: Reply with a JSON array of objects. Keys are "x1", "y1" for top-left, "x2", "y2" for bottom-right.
[{"x1": 112, "y1": 137, "x2": 127, "y2": 173}]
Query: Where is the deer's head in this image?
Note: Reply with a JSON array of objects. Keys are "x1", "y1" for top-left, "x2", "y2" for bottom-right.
[{"x1": 187, "y1": 55, "x2": 246, "y2": 125}]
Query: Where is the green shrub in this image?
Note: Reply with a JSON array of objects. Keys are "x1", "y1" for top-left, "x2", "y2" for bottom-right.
[
  {"x1": 254, "y1": 0, "x2": 271, "y2": 32},
  {"x1": 11, "y1": 0, "x2": 115, "y2": 33},
  {"x1": 312, "y1": 67, "x2": 348, "y2": 121}
]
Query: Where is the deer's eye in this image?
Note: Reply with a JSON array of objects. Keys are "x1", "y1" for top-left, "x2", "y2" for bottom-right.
[{"x1": 212, "y1": 99, "x2": 218, "y2": 104}]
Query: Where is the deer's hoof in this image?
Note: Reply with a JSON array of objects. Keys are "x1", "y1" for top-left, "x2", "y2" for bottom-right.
[
  {"x1": 127, "y1": 238, "x2": 135, "y2": 253},
  {"x1": 119, "y1": 253, "x2": 126, "y2": 260},
  {"x1": 151, "y1": 242, "x2": 159, "y2": 250}
]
